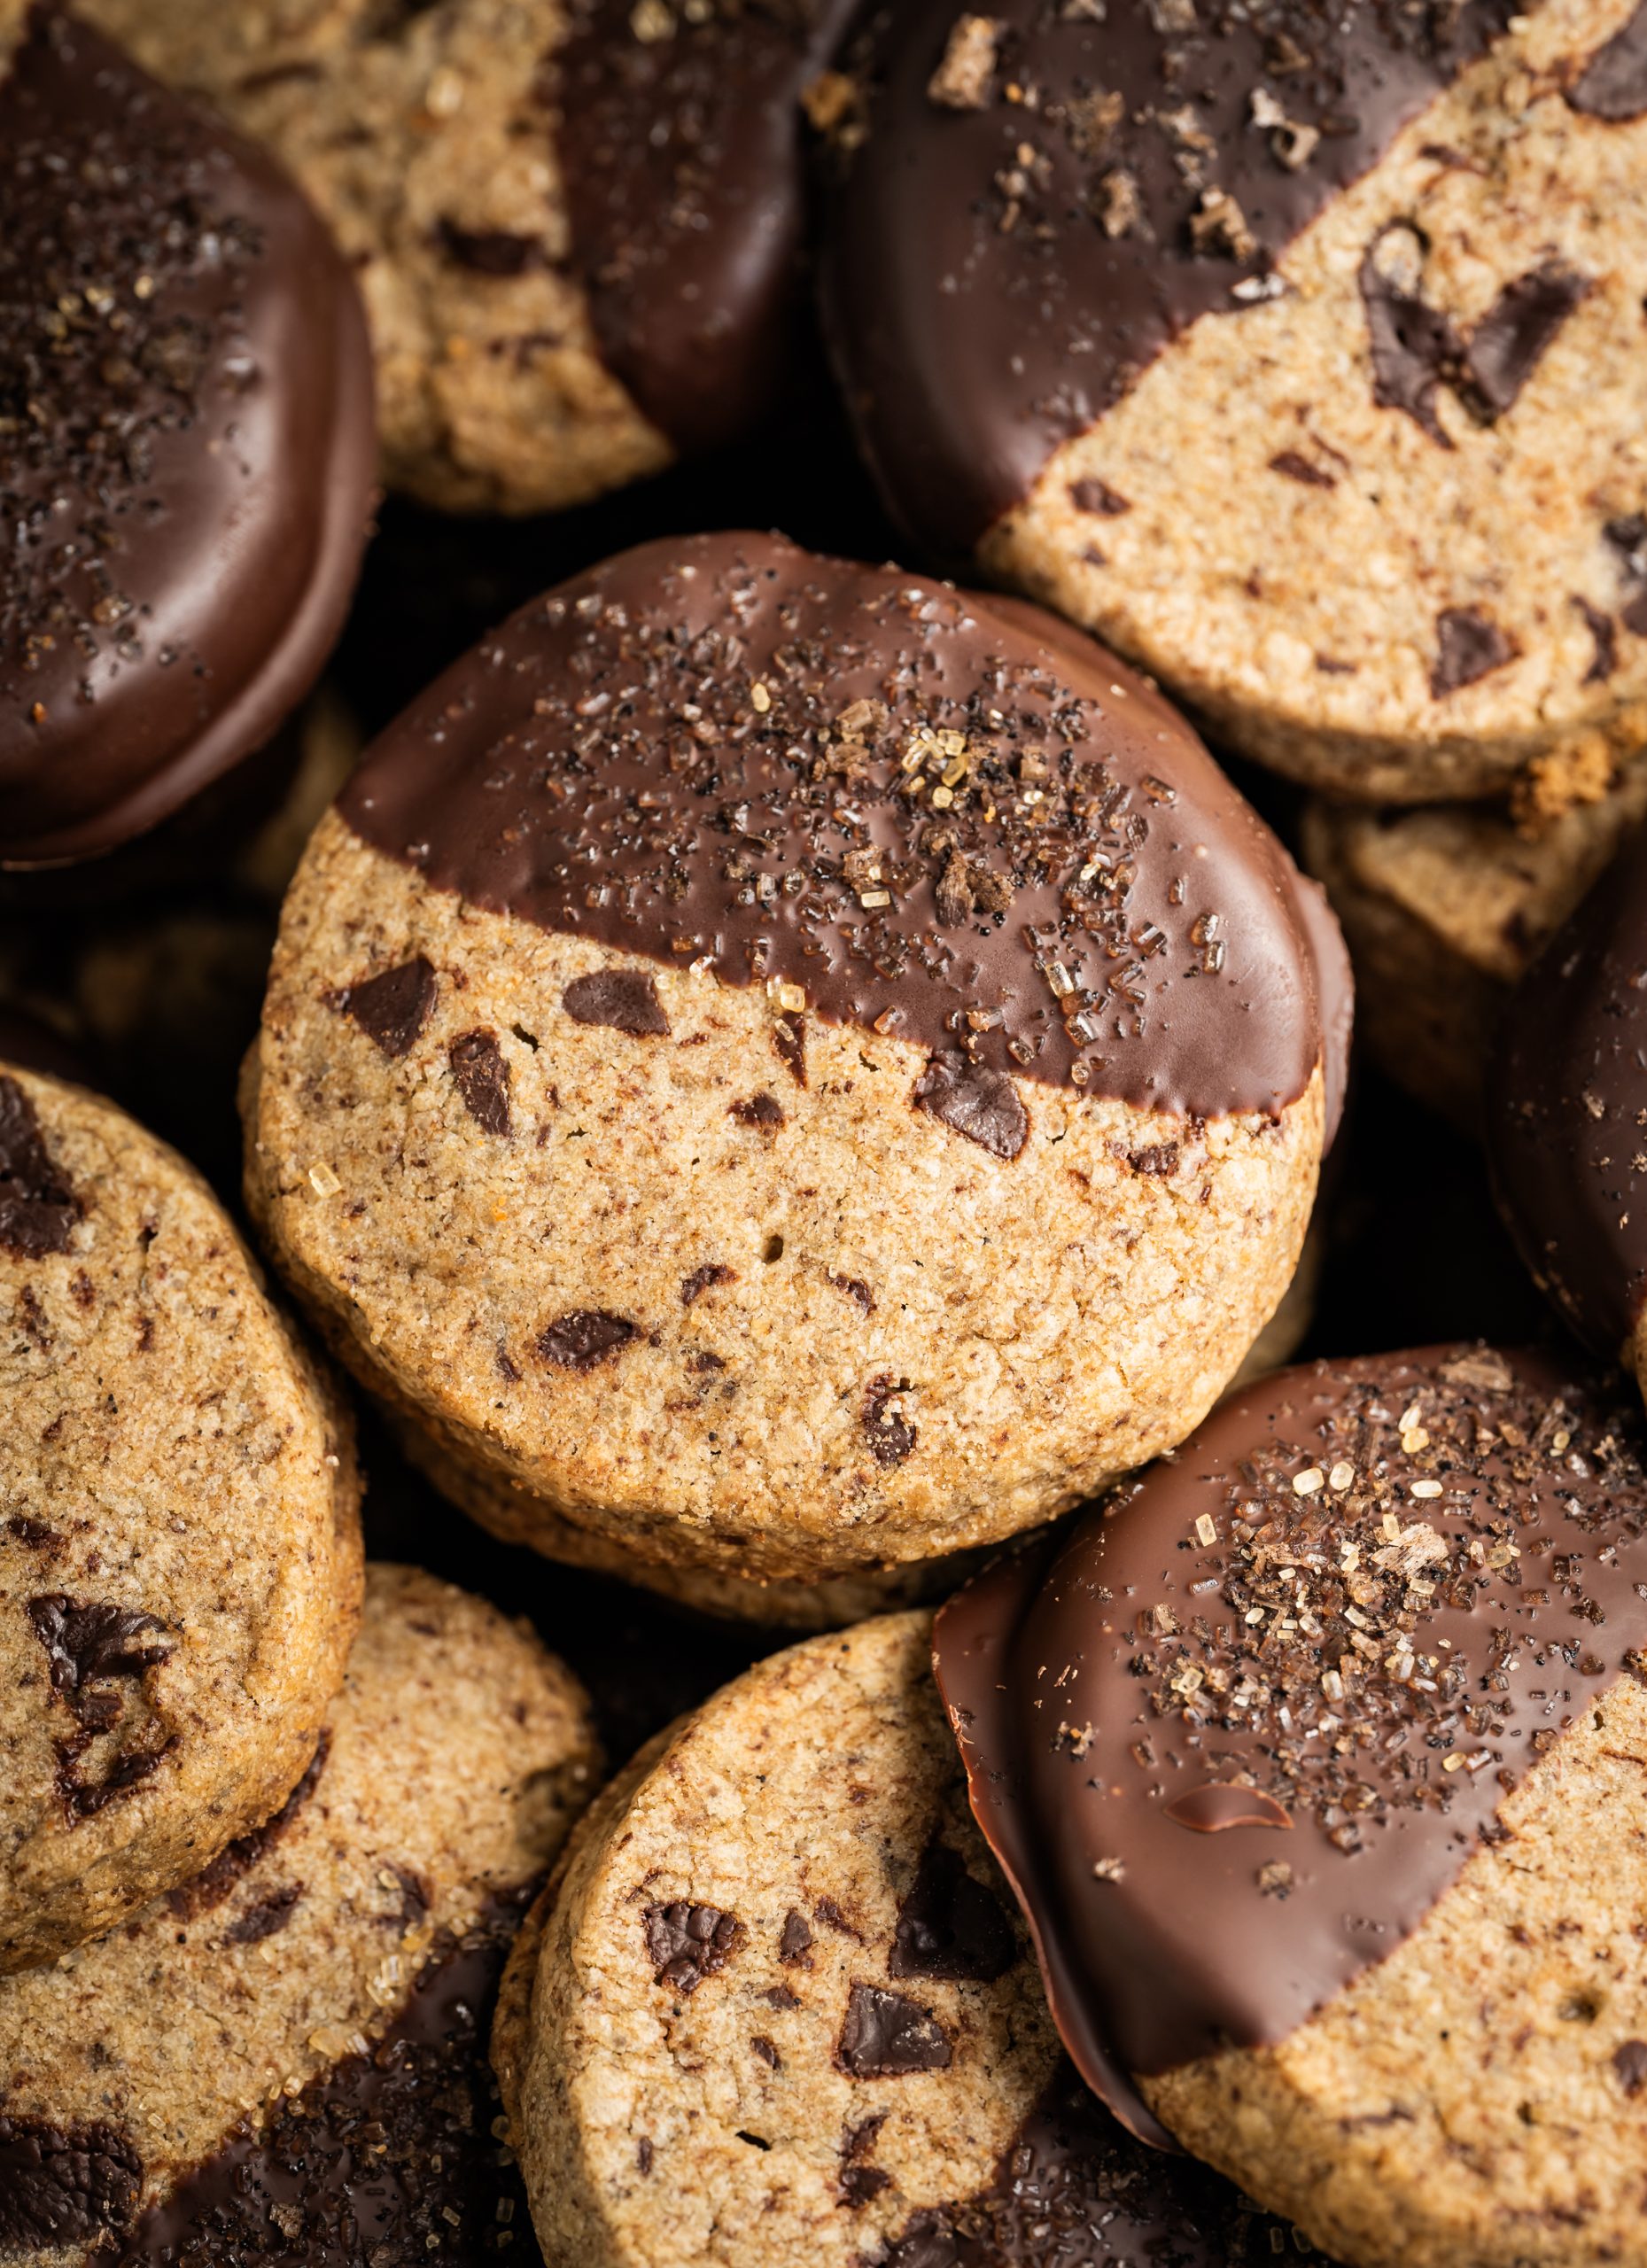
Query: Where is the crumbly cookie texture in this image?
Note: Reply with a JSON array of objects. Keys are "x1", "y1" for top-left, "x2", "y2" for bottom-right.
[
  {"x1": 79, "y1": 0, "x2": 671, "y2": 514},
  {"x1": 245, "y1": 812, "x2": 1322, "y2": 1584},
  {"x1": 1301, "y1": 761, "x2": 1647, "y2": 1125},
  {"x1": 0, "y1": 1562, "x2": 600, "y2": 2268},
  {"x1": 990, "y1": 0, "x2": 1647, "y2": 803},
  {"x1": 1146, "y1": 1674, "x2": 1647, "y2": 2268},
  {"x1": 0, "y1": 1068, "x2": 363, "y2": 1975}
]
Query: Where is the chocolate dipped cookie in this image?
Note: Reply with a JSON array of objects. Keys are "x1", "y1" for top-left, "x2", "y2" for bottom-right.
[
  {"x1": 245, "y1": 530, "x2": 1343, "y2": 1588},
  {"x1": 0, "y1": 1065, "x2": 363, "y2": 1973},
  {"x1": 493, "y1": 1609, "x2": 1333, "y2": 2267},
  {"x1": 0, "y1": 1561, "x2": 600, "y2": 2265},
  {"x1": 83, "y1": 0, "x2": 857, "y2": 516},
  {"x1": 937, "y1": 1345, "x2": 1647, "y2": 2266},
  {"x1": 0, "y1": 4, "x2": 375, "y2": 874},
  {"x1": 819, "y1": 0, "x2": 1647, "y2": 804}
]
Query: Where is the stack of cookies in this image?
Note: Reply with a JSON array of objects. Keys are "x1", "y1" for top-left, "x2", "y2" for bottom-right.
[{"x1": 6, "y1": 0, "x2": 1647, "y2": 2260}]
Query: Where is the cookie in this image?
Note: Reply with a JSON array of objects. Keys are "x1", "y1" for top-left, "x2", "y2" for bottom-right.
[
  {"x1": 0, "y1": 1066, "x2": 363, "y2": 1973},
  {"x1": 494, "y1": 1608, "x2": 1333, "y2": 2267},
  {"x1": 0, "y1": 4, "x2": 375, "y2": 873},
  {"x1": 0, "y1": 1560, "x2": 600, "y2": 2265},
  {"x1": 937, "y1": 1345, "x2": 1647, "y2": 2266},
  {"x1": 83, "y1": 0, "x2": 857, "y2": 517},
  {"x1": 245, "y1": 530, "x2": 1340, "y2": 1587},
  {"x1": 1488, "y1": 822, "x2": 1647, "y2": 1394},
  {"x1": 1302, "y1": 760, "x2": 1647, "y2": 1126},
  {"x1": 819, "y1": 0, "x2": 1647, "y2": 804}
]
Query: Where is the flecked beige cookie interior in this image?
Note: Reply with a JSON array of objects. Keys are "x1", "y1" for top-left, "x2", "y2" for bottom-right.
[
  {"x1": 990, "y1": 0, "x2": 1647, "y2": 803},
  {"x1": 79, "y1": 0, "x2": 671, "y2": 514},
  {"x1": 0, "y1": 1067, "x2": 363, "y2": 1974},
  {"x1": 0, "y1": 1561, "x2": 600, "y2": 2268},
  {"x1": 1146, "y1": 1673, "x2": 1647, "y2": 2268},
  {"x1": 245, "y1": 811, "x2": 1323, "y2": 1584}
]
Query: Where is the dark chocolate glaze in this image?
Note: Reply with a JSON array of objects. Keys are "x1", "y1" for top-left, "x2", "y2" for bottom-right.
[
  {"x1": 936, "y1": 1346, "x2": 1647, "y2": 2142},
  {"x1": 1488, "y1": 825, "x2": 1647, "y2": 1359},
  {"x1": 818, "y1": 0, "x2": 1519, "y2": 556},
  {"x1": 875, "y1": 2058, "x2": 1335, "y2": 2264},
  {"x1": 112, "y1": 1914, "x2": 537, "y2": 2264},
  {"x1": 548, "y1": 0, "x2": 858, "y2": 453},
  {"x1": 338, "y1": 532, "x2": 1328, "y2": 1122},
  {"x1": 0, "y1": 4, "x2": 376, "y2": 866},
  {"x1": 0, "y1": 1068, "x2": 80, "y2": 1256}
]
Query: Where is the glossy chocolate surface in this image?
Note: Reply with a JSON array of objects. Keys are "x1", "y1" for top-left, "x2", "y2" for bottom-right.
[
  {"x1": 936, "y1": 1347, "x2": 1647, "y2": 2140},
  {"x1": 339, "y1": 531, "x2": 1328, "y2": 1122},
  {"x1": 819, "y1": 0, "x2": 1519, "y2": 555},
  {"x1": 0, "y1": 4, "x2": 375, "y2": 866},
  {"x1": 551, "y1": 0, "x2": 858, "y2": 453},
  {"x1": 1488, "y1": 826, "x2": 1647, "y2": 1358}
]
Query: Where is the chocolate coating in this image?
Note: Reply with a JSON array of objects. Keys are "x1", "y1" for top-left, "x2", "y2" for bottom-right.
[
  {"x1": 936, "y1": 1347, "x2": 1647, "y2": 2141},
  {"x1": 819, "y1": 0, "x2": 1517, "y2": 556},
  {"x1": 1488, "y1": 826, "x2": 1647, "y2": 1358},
  {"x1": 550, "y1": 0, "x2": 858, "y2": 453},
  {"x1": 338, "y1": 531, "x2": 1327, "y2": 1122},
  {"x1": 0, "y1": 4, "x2": 375, "y2": 866},
  {"x1": 111, "y1": 1915, "x2": 532, "y2": 2264}
]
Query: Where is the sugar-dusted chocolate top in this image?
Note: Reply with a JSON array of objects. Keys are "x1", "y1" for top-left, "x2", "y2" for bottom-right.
[
  {"x1": 550, "y1": 0, "x2": 858, "y2": 454},
  {"x1": 0, "y1": 4, "x2": 375, "y2": 867},
  {"x1": 818, "y1": 0, "x2": 1519, "y2": 555},
  {"x1": 1489, "y1": 827, "x2": 1647, "y2": 1359},
  {"x1": 338, "y1": 531, "x2": 1329, "y2": 1122},
  {"x1": 936, "y1": 1347, "x2": 1647, "y2": 2140}
]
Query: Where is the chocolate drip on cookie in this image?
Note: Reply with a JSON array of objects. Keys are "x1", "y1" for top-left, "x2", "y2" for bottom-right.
[
  {"x1": 1488, "y1": 827, "x2": 1647, "y2": 1356},
  {"x1": 548, "y1": 0, "x2": 858, "y2": 452},
  {"x1": 338, "y1": 532, "x2": 1326, "y2": 1120},
  {"x1": 935, "y1": 1348, "x2": 1647, "y2": 2140},
  {"x1": 818, "y1": 0, "x2": 1519, "y2": 555},
  {"x1": 0, "y1": 4, "x2": 374, "y2": 866}
]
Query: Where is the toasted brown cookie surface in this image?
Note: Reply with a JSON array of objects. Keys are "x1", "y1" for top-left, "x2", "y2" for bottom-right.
[
  {"x1": 0, "y1": 1563, "x2": 599, "y2": 2266},
  {"x1": 0, "y1": 1068, "x2": 363, "y2": 1974}
]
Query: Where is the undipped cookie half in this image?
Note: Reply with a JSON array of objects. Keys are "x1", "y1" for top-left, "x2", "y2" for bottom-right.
[
  {"x1": 0, "y1": 1066, "x2": 363, "y2": 1973},
  {"x1": 245, "y1": 530, "x2": 1340, "y2": 1587},
  {"x1": 937, "y1": 1345, "x2": 1647, "y2": 2266},
  {"x1": 0, "y1": 1562, "x2": 600, "y2": 2265},
  {"x1": 820, "y1": 0, "x2": 1647, "y2": 803},
  {"x1": 493, "y1": 1609, "x2": 1334, "y2": 2267}
]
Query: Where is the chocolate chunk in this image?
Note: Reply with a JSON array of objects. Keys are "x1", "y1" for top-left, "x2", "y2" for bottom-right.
[
  {"x1": 913, "y1": 1053, "x2": 1029, "y2": 1161},
  {"x1": 779, "y1": 1908, "x2": 814, "y2": 1966},
  {"x1": 731, "y1": 1092, "x2": 786, "y2": 1129},
  {"x1": 837, "y1": 1984, "x2": 953, "y2": 2077},
  {"x1": 1270, "y1": 449, "x2": 1336, "y2": 489},
  {"x1": 1163, "y1": 1783, "x2": 1294, "y2": 1832},
  {"x1": 1615, "y1": 2039, "x2": 1647, "y2": 2094},
  {"x1": 1574, "y1": 596, "x2": 1619, "y2": 684},
  {"x1": 681, "y1": 1262, "x2": 735, "y2": 1307},
  {"x1": 773, "y1": 1011, "x2": 807, "y2": 1087},
  {"x1": 1128, "y1": 1142, "x2": 1180, "y2": 1177},
  {"x1": 0, "y1": 1074, "x2": 79, "y2": 1256},
  {"x1": 1068, "y1": 477, "x2": 1132, "y2": 516},
  {"x1": 862, "y1": 1375, "x2": 918, "y2": 1469},
  {"x1": 644, "y1": 1900, "x2": 745, "y2": 1992},
  {"x1": 750, "y1": 2034, "x2": 782, "y2": 2069},
  {"x1": 0, "y1": 2114, "x2": 142, "y2": 2247},
  {"x1": 27, "y1": 1595, "x2": 173, "y2": 1722},
  {"x1": 167, "y1": 1733, "x2": 330, "y2": 1920},
  {"x1": 435, "y1": 220, "x2": 546, "y2": 275},
  {"x1": 5, "y1": 1514, "x2": 60, "y2": 1549},
  {"x1": 815, "y1": 1895, "x2": 861, "y2": 1938},
  {"x1": 449, "y1": 1028, "x2": 511, "y2": 1135},
  {"x1": 1569, "y1": 0, "x2": 1647, "y2": 119},
  {"x1": 221, "y1": 1881, "x2": 304, "y2": 1946},
  {"x1": 336, "y1": 958, "x2": 438, "y2": 1059},
  {"x1": 831, "y1": 1273, "x2": 874, "y2": 1313},
  {"x1": 538, "y1": 1310, "x2": 637, "y2": 1369},
  {"x1": 1460, "y1": 265, "x2": 1588, "y2": 420},
  {"x1": 563, "y1": 969, "x2": 670, "y2": 1037},
  {"x1": 1359, "y1": 233, "x2": 1464, "y2": 447},
  {"x1": 890, "y1": 1839, "x2": 1016, "y2": 1982},
  {"x1": 1431, "y1": 607, "x2": 1517, "y2": 697}
]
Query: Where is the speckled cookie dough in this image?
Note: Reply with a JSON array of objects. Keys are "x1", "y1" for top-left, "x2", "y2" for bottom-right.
[
  {"x1": 822, "y1": 0, "x2": 1647, "y2": 804},
  {"x1": 245, "y1": 533, "x2": 1335, "y2": 1586},
  {"x1": 0, "y1": 1562, "x2": 600, "y2": 2265},
  {"x1": 0, "y1": 1068, "x2": 363, "y2": 1975},
  {"x1": 493, "y1": 1611, "x2": 1333, "y2": 2268},
  {"x1": 82, "y1": 0, "x2": 855, "y2": 514},
  {"x1": 1302, "y1": 758, "x2": 1647, "y2": 1125}
]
